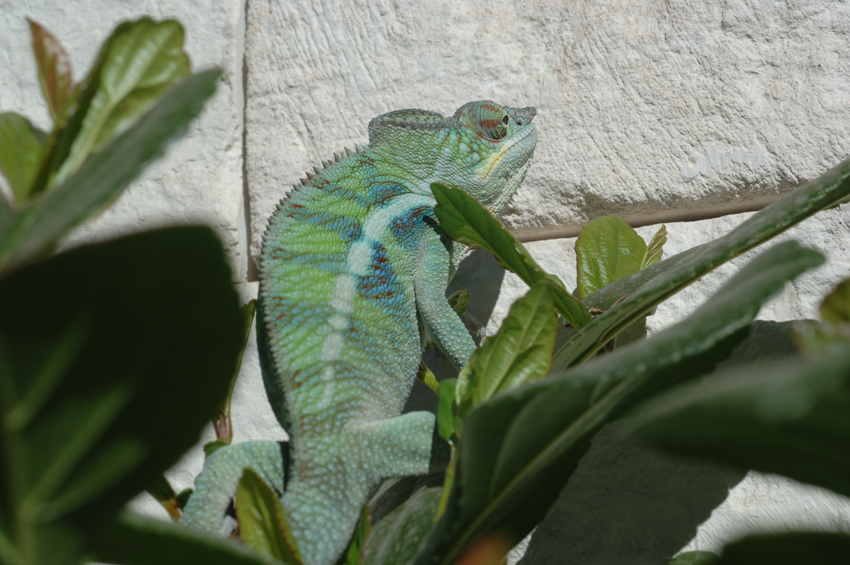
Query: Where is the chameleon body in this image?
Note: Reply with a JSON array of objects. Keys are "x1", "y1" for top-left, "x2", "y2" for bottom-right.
[{"x1": 181, "y1": 100, "x2": 537, "y2": 564}]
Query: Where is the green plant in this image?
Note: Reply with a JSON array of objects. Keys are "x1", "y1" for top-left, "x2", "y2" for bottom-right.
[
  {"x1": 356, "y1": 160, "x2": 850, "y2": 564},
  {"x1": 0, "y1": 18, "x2": 268, "y2": 565}
]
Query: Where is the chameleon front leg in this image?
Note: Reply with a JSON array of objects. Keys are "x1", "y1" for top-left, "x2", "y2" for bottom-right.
[{"x1": 414, "y1": 226, "x2": 477, "y2": 369}]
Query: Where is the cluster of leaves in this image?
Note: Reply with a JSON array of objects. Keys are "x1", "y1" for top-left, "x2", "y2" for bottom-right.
[
  {"x1": 352, "y1": 160, "x2": 850, "y2": 564},
  {"x1": 0, "y1": 18, "x2": 275, "y2": 565}
]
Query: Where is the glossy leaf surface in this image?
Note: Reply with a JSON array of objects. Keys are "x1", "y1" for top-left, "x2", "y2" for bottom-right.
[
  {"x1": 416, "y1": 241, "x2": 823, "y2": 564},
  {"x1": 0, "y1": 113, "x2": 45, "y2": 202},
  {"x1": 236, "y1": 469, "x2": 301, "y2": 564},
  {"x1": 575, "y1": 215, "x2": 648, "y2": 299},
  {"x1": 431, "y1": 182, "x2": 591, "y2": 329}
]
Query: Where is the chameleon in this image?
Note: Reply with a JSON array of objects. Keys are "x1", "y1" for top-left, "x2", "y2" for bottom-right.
[{"x1": 180, "y1": 100, "x2": 538, "y2": 564}]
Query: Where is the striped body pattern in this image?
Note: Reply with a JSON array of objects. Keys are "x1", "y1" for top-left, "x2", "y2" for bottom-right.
[{"x1": 181, "y1": 101, "x2": 537, "y2": 564}]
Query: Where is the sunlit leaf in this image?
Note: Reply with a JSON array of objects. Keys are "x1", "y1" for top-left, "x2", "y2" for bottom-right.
[
  {"x1": 236, "y1": 468, "x2": 301, "y2": 564},
  {"x1": 431, "y1": 182, "x2": 591, "y2": 329},
  {"x1": 456, "y1": 282, "x2": 558, "y2": 408},
  {"x1": 575, "y1": 215, "x2": 647, "y2": 299},
  {"x1": 820, "y1": 278, "x2": 850, "y2": 324},
  {"x1": 643, "y1": 224, "x2": 667, "y2": 269},
  {"x1": 55, "y1": 18, "x2": 190, "y2": 186},
  {"x1": 0, "y1": 112, "x2": 46, "y2": 202},
  {"x1": 28, "y1": 19, "x2": 75, "y2": 123}
]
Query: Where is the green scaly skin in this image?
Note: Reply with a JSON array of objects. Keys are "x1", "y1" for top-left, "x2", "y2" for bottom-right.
[{"x1": 181, "y1": 100, "x2": 537, "y2": 564}]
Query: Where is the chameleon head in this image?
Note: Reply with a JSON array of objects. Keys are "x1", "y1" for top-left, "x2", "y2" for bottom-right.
[{"x1": 367, "y1": 100, "x2": 538, "y2": 215}]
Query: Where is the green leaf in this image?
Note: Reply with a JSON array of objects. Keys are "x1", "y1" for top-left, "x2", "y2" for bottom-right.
[
  {"x1": 364, "y1": 487, "x2": 441, "y2": 565},
  {"x1": 54, "y1": 18, "x2": 190, "y2": 186},
  {"x1": 431, "y1": 182, "x2": 591, "y2": 329},
  {"x1": 416, "y1": 241, "x2": 824, "y2": 564},
  {"x1": 343, "y1": 505, "x2": 371, "y2": 565},
  {"x1": 559, "y1": 156, "x2": 850, "y2": 369},
  {"x1": 447, "y1": 288, "x2": 471, "y2": 318},
  {"x1": 92, "y1": 512, "x2": 273, "y2": 565},
  {"x1": 236, "y1": 468, "x2": 302, "y2": 564},
  {"x1": 0, "y1": 113, "x2": 46, "y2": 202},
  {"x1": 643, "y1": 224, "x2": 667, "y2": 269},
  {"x1": 0, "y1": 69, "x2": 220, "y2": 275},
  {"x1": 28, "y1": 19, "x2": 75, "y2": 123},
  {"x1": 0, "y1": 227, "x2": 243, "y2": 563},
  {"x1": 820, "y1": 277, "x2": 850, "y2": 324},
  {"x1": 214, "y1": 299, "x2": 257, "y2": 444},
  {"x1": 632, "y1": 344, "x2": 850, "y2": 499},
  {"x1": 671, "y1": 551, "x2": 721, "y2": 565},
  {"x1": 716, "y1": 532, "x2": 850, "y2": 565},
  {"x1": 575, "y1": 215, "x2": 648, "y2": 299},
  {"x1": 457, "y1": 282, "x2": 558, "y2": 408},
  {"x1": 436, "y1": 379, "x2": 457, "y2": 442}
]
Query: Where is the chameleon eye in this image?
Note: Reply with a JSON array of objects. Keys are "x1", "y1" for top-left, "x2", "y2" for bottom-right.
[{"x1": 468, "y1": 101, "x2": 509, "y2": 141}]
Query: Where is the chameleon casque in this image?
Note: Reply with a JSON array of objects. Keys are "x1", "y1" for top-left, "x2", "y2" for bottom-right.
[{"x1": 181, "y1": 100, "x2": 538, "y2": 564}]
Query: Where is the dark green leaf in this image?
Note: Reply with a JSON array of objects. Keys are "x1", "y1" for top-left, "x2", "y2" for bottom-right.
[
  {"x1": 0, "y1": 112, "x2": 46, "y2": 202},
  {"x1": 431, "y1": 182, "x2": 591, "y2": 329},
  {"x1": 214, "y1": 299, "x2": 257, "y2": 444},
  {"x1": 716, "y1": 532, "x2": 850, "y2": 565},
  {"x1": 92, "y1": 512, "x2": 273, "y2": 565},
  {"x1": 28, "y1": 19, "x2": 75, "y2": 123},
  {"x1": 575, "y1": 215, "x2": 647, "y2": 299},
  {"x1": 365, "y1": 487, "x2": 441, "y2": 565},
  {"x1": 0, "y1": 69, "x2": 220, "y2": 275},
  {"x1": 343, "y1": 506, "x2": 371, "y2": 565},
  {"x1": 671, "y1": 551, "x2": 721, "y2": 565},
  {"x1": 820, "y1": 278, "x2": 850, "y2": 324},
  {"x1": 0, "y1": 227, "x2": 243, "y2": 562},
  {"x1": 236, "y1": 468, "x2": 301, "y2": 564},
  {"x1": 560, "y1": 157, "x2": 850, "y2": 369},
  {"x1": 204, "y1": 439, "x2": 229, "y2": 458},
  {"x1": 632, "y1": 345, "x2": 850, "y2": 499},
  {"x1": 793, "y1": 319, "x2": 850, "y2": 355},
  {"x1": 416, "y1": 241, "x2": 823, "y2": 564},
  {"x1": 457, "y1": 282, "x2": 558, "y2": 407},
  {"x1": 436, "y1": 379, "x2": 457, "y2": 442}
]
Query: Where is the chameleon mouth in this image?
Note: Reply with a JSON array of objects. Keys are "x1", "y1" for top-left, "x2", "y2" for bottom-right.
[{"x1": 480, "y1": 125, "x2": 538, "y2": 180}]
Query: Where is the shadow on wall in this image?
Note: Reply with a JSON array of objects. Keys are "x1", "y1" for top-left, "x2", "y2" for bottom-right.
[{"x1": 519, "y1": 321, "x2": 801, "y2": 564}]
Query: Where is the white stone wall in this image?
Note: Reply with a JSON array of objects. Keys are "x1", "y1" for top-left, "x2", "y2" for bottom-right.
[{"x1": 2, "y1": 1, "x2": 849, "y2": 563}]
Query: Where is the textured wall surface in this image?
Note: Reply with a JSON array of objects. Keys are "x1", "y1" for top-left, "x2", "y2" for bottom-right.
[
  {"x1": 246, "y1": 0, "x2": 850, "y2": 258},
  {"x1": 2, "y1": 1, "x2": 850, "y2": 563}
]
